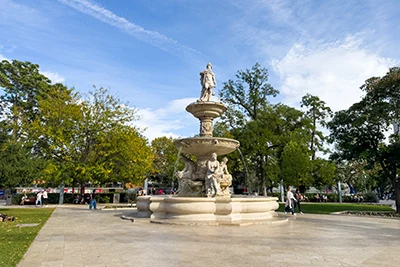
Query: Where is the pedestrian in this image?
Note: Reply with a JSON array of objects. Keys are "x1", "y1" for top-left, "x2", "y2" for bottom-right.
[
  {"x1": 35, "y1": 191, "x2": 43, "y2": 207},
  {"x1": 89, "y1": 189, "x2": 97, "y2": 210},
  {"x1": 294, "y1": 189, "x2": 304, "y2": 215},
  {"x1": 42, "y1": 190, "x2": 48, "y2": 207},
  {"x1": 20, "y1": 194, "x2": 28, "y2": 205},
  {"x1": 285, "y1": 187, "x2": 296, "y2": 216}
]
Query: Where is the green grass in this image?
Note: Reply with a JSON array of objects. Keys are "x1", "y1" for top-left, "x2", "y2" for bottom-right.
[
  {"x1": 277, "y1": 202, "x2": 394, "y2": 214},
  {"x1": 0, "y1": 208, "x2": 55, "y2": 267}
]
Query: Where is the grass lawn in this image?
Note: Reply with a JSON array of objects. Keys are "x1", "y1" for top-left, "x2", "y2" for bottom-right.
[
  {"x1": 277, "y1": 202, "x2": 394, "y2": 214},
  {"x1": 0, "y1": 208, "x2": 55, "y2": 267}
]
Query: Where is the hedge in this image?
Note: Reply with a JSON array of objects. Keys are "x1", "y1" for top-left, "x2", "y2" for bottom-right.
[{"x1": 12, "y1": 192, "x2": 129, "y2": 205}]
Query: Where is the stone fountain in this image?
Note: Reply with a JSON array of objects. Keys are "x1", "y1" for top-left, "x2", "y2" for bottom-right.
[{"x1": 136, "y1": 63, "x2": 279, "y2": 225}]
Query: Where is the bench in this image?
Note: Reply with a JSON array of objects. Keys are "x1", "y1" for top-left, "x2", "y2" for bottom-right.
[{"x1": 21, "y1": 196, "x2": 36, "y2": 205}]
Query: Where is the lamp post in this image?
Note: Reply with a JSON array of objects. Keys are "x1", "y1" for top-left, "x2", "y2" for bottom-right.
[{"x1": 338, "y1": 181, "x2": 342, "y2": 204}]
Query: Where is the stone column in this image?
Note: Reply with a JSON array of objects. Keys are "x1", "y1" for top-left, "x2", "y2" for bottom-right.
[{"x1": 200, "y1": 118, "x2": 213, "y2": 137}]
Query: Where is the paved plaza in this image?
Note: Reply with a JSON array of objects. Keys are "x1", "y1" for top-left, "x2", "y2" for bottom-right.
[{"x1": 13, "y1": 205, "x2": 400, "y2": 267}]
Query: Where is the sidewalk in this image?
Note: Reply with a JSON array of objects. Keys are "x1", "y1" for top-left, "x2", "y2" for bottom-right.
[{"x1": 18, "y1": 205, "x2": 400, "y2": 267}]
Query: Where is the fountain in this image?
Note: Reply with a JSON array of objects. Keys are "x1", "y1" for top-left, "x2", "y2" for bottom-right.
[{"x1": 136, "y1": 63, "x2": 279, "y2": 225}]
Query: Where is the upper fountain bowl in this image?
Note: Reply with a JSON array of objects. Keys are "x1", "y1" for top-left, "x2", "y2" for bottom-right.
[
  {"x1": 174, "y1": 137, "x2": 240, "y2": 157},
  {"x1": 186, "y1": 101, "x2": 227, "y2": 119}
]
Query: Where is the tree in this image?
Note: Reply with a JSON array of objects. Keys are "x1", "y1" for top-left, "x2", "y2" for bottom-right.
[
  {"x1": 0, "y1": 122, "x2": 44, "y2": 188},
  {"x1": 301, "y1": 94, "x2": 332, "y2": 160},
  {"x1": 218, "y1": 63, "x2": 279, "y2": 195},
  {"x1": 0, "y1": 60, "x2": 53, "y2": 140},
  {"x1": 280, "y1": 141, "x2": 311, "y2": 188},
  {"x1": 329, "y1": 67, "x2": 400, "y2": 212},
  {"x1": 151, "y1": 137, "x2": 179, "y2": 186},
  {"x1": 29, "y1": 86, "x2": 153, "y2": 188},
  {"x1": 311, "y1": 159, "x2": 336, "y2": 190}
]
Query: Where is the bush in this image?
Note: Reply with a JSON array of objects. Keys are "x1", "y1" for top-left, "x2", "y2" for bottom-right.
[
  {"x1": 328, "y1": 194, "x2": 339, "y2": 203},
  {"x1": 126, "y1": 190, "x2": 138, "y2": 204},
  {"x1": 342, "y1": 195, "x2": 353, "y2": 202},
  {"x1": 363, "y1": 191, "x2": 379, "y2": 203},
  {"x1": 47, "y1": 193, "x2": 60, "y2": 204},
  {"x1": 98, "y1": 195, "x2": 110, "y2": 203}
]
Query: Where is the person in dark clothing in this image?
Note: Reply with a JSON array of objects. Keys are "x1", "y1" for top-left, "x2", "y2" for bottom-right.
[
  {"x1": 89, "y1": 189, "x2": 97, "y2": 210},
  {"x1": 294, "y1": 189, "x2": 304, "y2": 215}
]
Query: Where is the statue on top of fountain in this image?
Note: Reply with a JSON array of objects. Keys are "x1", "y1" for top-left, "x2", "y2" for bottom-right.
[{"x1": 198, "y1": 62, "x2": 216, "y2": 102}]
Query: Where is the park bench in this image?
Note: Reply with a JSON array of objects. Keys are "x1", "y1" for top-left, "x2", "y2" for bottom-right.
[{"x1": 21, "y1": 196, "x2": 36, "y2": 205}]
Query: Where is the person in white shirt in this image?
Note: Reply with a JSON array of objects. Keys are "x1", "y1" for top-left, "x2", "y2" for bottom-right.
[
  {"x1": 35, "y1": 191, "x2": 43, "y2": 207},
  {"x1": 285, "y1": 187, "x2": 296, "y2": 216}
]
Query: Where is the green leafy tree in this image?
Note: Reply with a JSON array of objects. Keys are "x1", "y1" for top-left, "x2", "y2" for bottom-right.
[
  {"x1": 30, "y1": 85, "x2": 153, "y2": 188},
  {"x1": 0, "y1": 60, "x2": 53, "y2": 140},
  {"x1": 218, "y1": 63, "x2": 279, "y2": 195},
  {"x1": 301, "y1": 94, "x2": 332, "y2": 160},
  {"x1": 0, "y1": 122, "x2": 44, "y2": 188},
  {"x1": 280, "y1": 141, "x2": 311, "y2": 188},
  {"x1": 311, "y1": 159, "x2": 336, "y2": 190},
  {"x1": 329, "y1": 67, "x2": 400, "y2": 212},
  {"x1": 335, "y1": 160, "x2": 372, "y2": 193},
  {"x1": 151, "y1": 136, "x2": 179, "y2": 186}
]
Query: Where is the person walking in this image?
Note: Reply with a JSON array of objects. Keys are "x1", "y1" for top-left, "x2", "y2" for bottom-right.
[
  {"x1": 294, "y1": 189, "x2": 304, "y2": 215},
  {"x1": 42, "y1": 190, "x2": 48, "y2": 207},
  {"x1": 35, "y1": 191, "x2": 43, "y2": 208},
  {"x1": 89, "y1": 189, "x2": 97, "y2": 210},
  {"x1": 285, "y1": 187, "x2": 296, "y2": 216}
]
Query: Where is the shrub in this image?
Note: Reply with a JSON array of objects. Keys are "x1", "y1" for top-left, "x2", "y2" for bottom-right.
[
  {"x1": 98, "y1": 195, "x2": 110, "y2": 203},
  {"x1": 328, "y1": 194, "x2": 339, "y2": 203},
  {"x1": 342, "y1": 195, "x2": 353, "y2": 202},
  {"x1": 363, "y1": 191, "x2": 379, "y2": 203},
  {"x1": 126, "y1": 190, "x2": 138, "y2": 204}
]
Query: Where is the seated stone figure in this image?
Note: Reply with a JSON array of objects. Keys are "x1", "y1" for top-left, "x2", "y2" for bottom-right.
[
  {"x1": 175, "y1": 155, "x2": 204, "y2": 197},
  {"x1": 175, "y1": 154, "x2": 197, "y2": 180},
  {"x1": 217, "y1": 157, "x2": 232, "y2": 196}
]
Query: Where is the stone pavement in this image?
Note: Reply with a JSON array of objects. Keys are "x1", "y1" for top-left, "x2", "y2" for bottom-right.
[{"x1": 17, "y1": 205, "x2": 400, "y2": 267}]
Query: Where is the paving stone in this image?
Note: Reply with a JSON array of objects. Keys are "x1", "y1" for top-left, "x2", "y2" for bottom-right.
[{"x1": 17, "y1": 205, "x2": 400, "y2": 267}]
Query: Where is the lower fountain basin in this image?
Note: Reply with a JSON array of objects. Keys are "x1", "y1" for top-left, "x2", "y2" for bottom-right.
[
  {"x1": 137, "y1": 196, "x2": 280, "y2": 225},
  {"x1": 174, "y1": 137, "x2": 240, "y2": 157}
]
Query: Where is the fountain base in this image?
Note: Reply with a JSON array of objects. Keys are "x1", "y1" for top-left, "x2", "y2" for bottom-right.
[{"x1": 137, "y1": 196, "x2": 280, "y2": 225}]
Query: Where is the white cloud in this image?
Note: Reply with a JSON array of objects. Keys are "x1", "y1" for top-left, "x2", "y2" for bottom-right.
[
  {"x1": 132, "y1": 97, "x2": 198, "y2": 142},
  {"x1": 58, "y1": 0, "x2": 203, "y2": 61},
  {"x1": 0, "y1": 53, "x2": 8, "y2": 61},
  {"x1": 40, "y1": 71, "x2": 65, "y2": 84},
  {"x1": 272, "y1": 36, "x2": 397, "y2": 111}
]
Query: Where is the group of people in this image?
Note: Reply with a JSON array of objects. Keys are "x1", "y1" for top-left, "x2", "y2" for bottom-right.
[
  {"x1": 20, "y1": 190, "x2": 48, "y2": 207},
  {"x1": 352, "y1": 194, "x2": 364, "y2": 203},
  {"x1": 71, "y1": 190, "x2": 97, "y2": 210},
  {"x1": 285, "y1": 187, "x2": 304, "y2": 216},
  {"x1": 314, "y1": 193, "x2": 328, "y2": 202}
]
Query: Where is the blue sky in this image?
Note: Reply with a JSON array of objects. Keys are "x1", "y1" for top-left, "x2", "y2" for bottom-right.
[{"x1": 1, "y1": 0, "x2": 399, "y2": 141}]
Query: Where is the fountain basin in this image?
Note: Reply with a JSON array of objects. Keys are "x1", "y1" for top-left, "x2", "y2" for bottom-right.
[
  {"x1": 174, "y1": 137, "x2": 240, "y2": 157},
  {"x1": 137, "y1": 196, "x2": 279, "y2": 224},
  {"x1": 186, "y1": 101, "x2": 227, "y2": 119}
]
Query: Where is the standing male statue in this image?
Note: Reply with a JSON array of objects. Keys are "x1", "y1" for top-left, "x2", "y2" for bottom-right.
[{"x1": 199, "y1": 62, "x2": 217, "y2": 102}]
